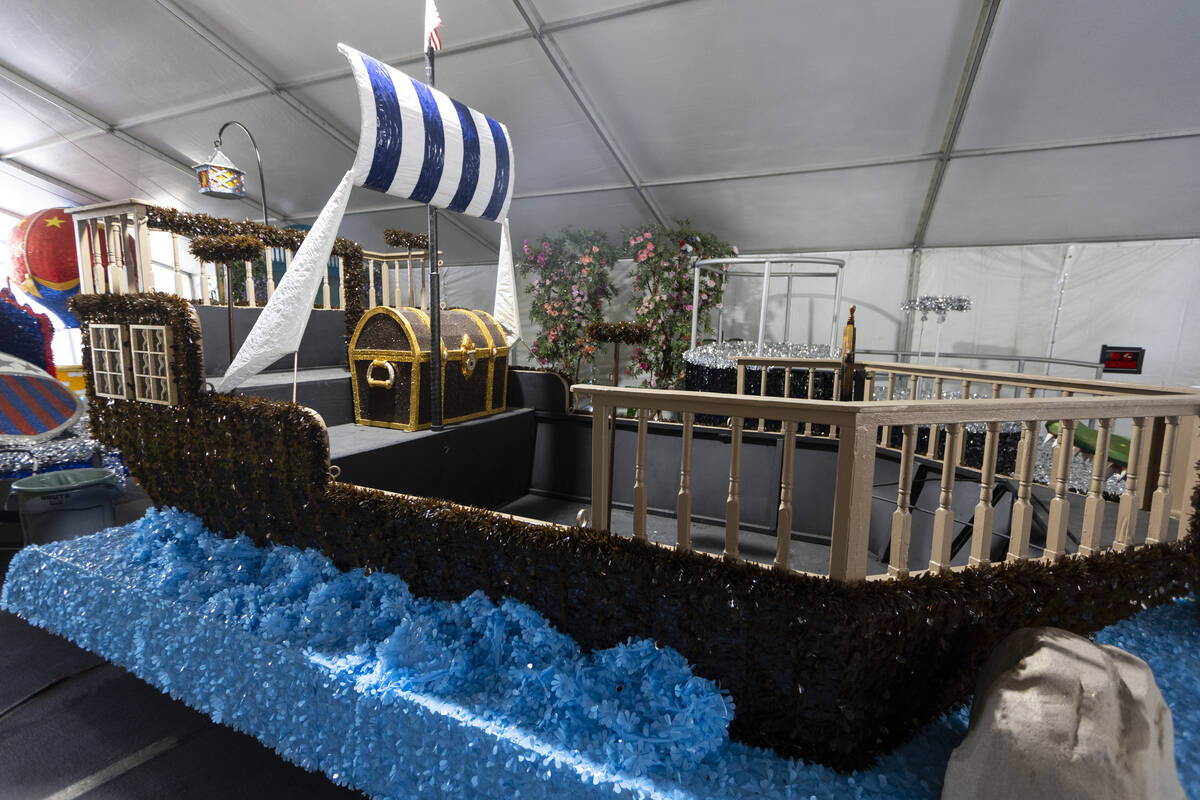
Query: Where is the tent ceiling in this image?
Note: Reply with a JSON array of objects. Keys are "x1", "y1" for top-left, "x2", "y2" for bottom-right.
[{"x1": 1, "y1": 0, "x2": 1198, "y2": 261}]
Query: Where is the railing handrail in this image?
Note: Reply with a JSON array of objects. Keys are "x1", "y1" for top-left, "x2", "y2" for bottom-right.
[
  {"x1": 575, "y1": 384, "x2": 1200, "y2": 424},
  {"x1": 360, "y1": 249, "x2": 435, "y2": 260},
  {"x1": 733, "y1": 356, "x2": 1200, "y2": 397},
  {"x1": 858, "y1": 348, "x2": 1102, "y2": 372}
]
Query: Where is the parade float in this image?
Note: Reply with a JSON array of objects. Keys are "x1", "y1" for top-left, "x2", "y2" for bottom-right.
[{"x1": 3, "y1": 25, "x2": 1200, "y2": 800}]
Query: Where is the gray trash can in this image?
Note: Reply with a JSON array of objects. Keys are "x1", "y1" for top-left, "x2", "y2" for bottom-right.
[{"x1": 7, "y1": 468, "x2": 123, "y2": 546}]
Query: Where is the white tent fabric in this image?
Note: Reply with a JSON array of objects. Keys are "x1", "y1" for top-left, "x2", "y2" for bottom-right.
[
  {"x1": 522, "y1": 239, "x2": 1199, "y2": 388},
  {"x1": 1, "y1": 2, "x2": 1199, "y2": 386},
  {"x1": 1051, "y1": 240, "x2": 1200, "y2": 389}
]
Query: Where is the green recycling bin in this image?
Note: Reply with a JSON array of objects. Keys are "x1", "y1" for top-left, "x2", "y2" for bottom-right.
[{"x1": 8, "y1": 468, "x2": 123, "y2": 546}]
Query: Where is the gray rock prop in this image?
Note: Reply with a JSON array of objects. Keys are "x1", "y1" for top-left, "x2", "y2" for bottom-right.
[{"x1": 942, "y1": 627, "x2": 1184, "y2": 800}]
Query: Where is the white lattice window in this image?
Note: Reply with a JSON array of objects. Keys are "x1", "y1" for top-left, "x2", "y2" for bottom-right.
[
  {"x1": 90, "y1": 324, "x2": 129, "y2": 399},
  {"x1": 129, "y1": 325, "x2": 176, "y2": 405}
]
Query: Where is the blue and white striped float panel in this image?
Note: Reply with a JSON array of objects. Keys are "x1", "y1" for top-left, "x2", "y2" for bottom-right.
[{"x1": 339, "y1": 43, "x2": 514, "y2": 222}]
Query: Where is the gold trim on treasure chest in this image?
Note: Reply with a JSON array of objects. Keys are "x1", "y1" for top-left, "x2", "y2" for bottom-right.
[{"x1": 459, "y1": 333, "x2": 477, "y2": 377}]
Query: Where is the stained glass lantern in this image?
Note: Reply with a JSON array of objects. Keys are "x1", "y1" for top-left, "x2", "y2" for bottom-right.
[{"x1": 192, "y1": 146, "x2": 246, "y2": 199}]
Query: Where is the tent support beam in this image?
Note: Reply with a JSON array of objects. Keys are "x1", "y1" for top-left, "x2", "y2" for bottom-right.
[
  {"x1": 0, "y1": 160, "x2": 101, "y2": 206},
  {"x1": 152, "y1": 0, "x2": 359, "y2": 153},
  {"x1": 511, "y1": 0, "x2": 667, "y2": 226},
  {"x1": 0, "y1": 63, "x2": 287, "y2": 223},
  {"x1": 900, "y1": 0, "x2": 1000, "y2": 354},
  {"x1": 909, "y1": 0, "x2": 1002, "y2": 250}
]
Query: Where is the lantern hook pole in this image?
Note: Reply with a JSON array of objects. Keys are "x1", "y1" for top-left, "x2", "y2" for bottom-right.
[
  {"x1": 216, "y1": 121, "x2": 269, "y2": 227},
  {"x1": 213, "y1": 120, "x2": 269, "y2": 365}
]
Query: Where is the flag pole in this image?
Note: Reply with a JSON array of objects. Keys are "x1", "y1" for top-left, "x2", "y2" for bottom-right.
[{"x1": 425, "y1": 39, "x2": 443, "y2": 430}]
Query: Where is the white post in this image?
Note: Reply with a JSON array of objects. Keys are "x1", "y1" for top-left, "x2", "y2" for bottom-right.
[
  {"x1": 756, "y1": 261, "x2": 772, "y2": 356},
  {"x1": 690, "y1": 264, "x2": 701, "y2": 349}
]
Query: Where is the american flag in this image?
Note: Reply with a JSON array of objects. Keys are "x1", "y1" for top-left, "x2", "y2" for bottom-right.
[{"x1": 424, "y1": 0, "x2": 443, "y2": 52}]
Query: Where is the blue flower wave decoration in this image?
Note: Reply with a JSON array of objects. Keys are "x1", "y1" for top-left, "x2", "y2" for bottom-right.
[{"x1": 3, "y1": 509, "x2": 1196, "y2": 799}]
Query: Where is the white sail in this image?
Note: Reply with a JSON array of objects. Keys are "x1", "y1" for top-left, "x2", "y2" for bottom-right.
[
  {"x1": 492, "y1": 217, "x2": 521, "y2": 346},
  {"x1": 217, "y1": 170, "x2": 354, "y2": 393}
]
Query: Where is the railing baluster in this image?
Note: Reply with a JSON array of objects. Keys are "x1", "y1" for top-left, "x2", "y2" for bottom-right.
[
  {"x1": 108, "y1": 217, "x2": 128, "y2": 293},
  {"x1": 420, "y1": 255, "x2": 428, "y2": 309},
  {"x1": 632, "y1": 409, "x2": 649, "y2": 539},
  {"x1": 91, "y1": 221, "x2": 107, "y2": 293},
  {"x1": 990, "y1": 382, "x2": 1001, "y2": 399},
  {"x1": 368, "y1": 259, "x2": 377, "y2": 308},
  {"x1": 199, "y1": 261, "x2": 210, "y2": 304},
  {"x1": 407, "y1": 253, "x2": 415, "y2": 306},
  {"x1": 381, "y1": 259, "x2": 390, "y2": 307},
  {"x1": 774, "y1": 420, "x2": 797, "y2": 570},
  {"x1": 758, "y1": 366, "x2": 768, "y2": 431},
  {"x1": 244, "y1": 259, "x2": 255, "y2": 306},
  {"x1": 880, "y1": 373, "x2": 896, "y2": 446},
  {"x1": 393, "y1": 260, "x2": 401, "y2": 308},
  {"x1": 725, "y1": 416, "x2": 743, "y2": 560},
  {"x1": 77, "y1": 221, "x2": 94, "y2": 294},
  {"x1": 281, "y1": 249, "x2": 294, "y2": 297},
  {"x1": 863, "y1": 371, "x2": 875, "y2": 403},
  {"x1": 889, "y1": 424, "x2": 917, "y2": 578},
  {"x1": 322, "y1": 256, "x2": 332, "y2": 308},
  {"x1": 677, "y1": 412, "x2": 694, "y2": 551},
  {"x1": 1146, "y1": 416, "x2": 1179, "y2": 543},
  {"x1": 929, "y1": 423, "x2": 962, "y2": 573},
  {"x1": 1114, "y1": 417, "x2": 1146, "y2": 551},
  {"x1": 1008, "y1": 418, "x2": 1039, "y2": 561},
  {"x1": 1045, "y1": 418, "x2": 1076, "y2": 560},
  {"x1": 590, "y1": 400, "x2": 611, "y2": 531},
  {"x1": 171, "y1": 233, "x2": 184, "y2": 297},
  {"x1": 1080, "y1": 418, "x2": 1113, "y2": 555},
  {"x1": 925, "y1": 421, "x2": 939, "y2": 459},
  {"x1": 265, "y1": 249, "x2": 276, "y2": 299},
  {"x1": 1014, "y1": 386, "x2": 1038, "y2": 469},
  {"x1": 969, "y1": 421, "x2": 1001, "y2": 566},
  {"x1": 804, "y1": 367, "x2": 815, "y2": 436},
  {"x1": 337, "y1": 255, "x2": 346, "y2": 309},
  {"x1": 933, "y1": 376, "x2": 944, "y2": 400}
]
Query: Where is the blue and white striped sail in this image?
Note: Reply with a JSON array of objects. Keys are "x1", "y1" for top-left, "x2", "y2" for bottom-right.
[{"x1": 339, "y1": 43, "x2": 514, "y2": 222}]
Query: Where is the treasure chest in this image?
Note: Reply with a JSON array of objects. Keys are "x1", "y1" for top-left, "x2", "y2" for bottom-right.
[{"x1": 348, "y1": 306, "x2": 509, "y2": 430}]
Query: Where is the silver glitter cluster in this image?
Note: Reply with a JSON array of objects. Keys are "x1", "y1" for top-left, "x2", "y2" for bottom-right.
[
  {"x1": 901, "y1": 295, "x2": 973, "y2": 322},
  {"x1": 1031, "y1": 432, "x2": 1125, "y2": 496},
  {"x1": 684, "y1": 341, "x2": 836, "y2": 369},
  {"x1": 0, "y1": 411, "x2": 123, "y2": 485}
]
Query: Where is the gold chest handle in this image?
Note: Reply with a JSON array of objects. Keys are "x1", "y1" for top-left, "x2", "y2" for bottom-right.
[{"x1": 366, "y1": 359, "x2": 396, "y2": 389}]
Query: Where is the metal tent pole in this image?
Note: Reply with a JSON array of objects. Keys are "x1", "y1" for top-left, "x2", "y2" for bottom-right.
[{"x1": 425, "y1": 47, "x2": 443, "y2": 430}]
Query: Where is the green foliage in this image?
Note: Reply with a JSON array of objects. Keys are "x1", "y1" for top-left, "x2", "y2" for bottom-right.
[
  {"x1": 625, "y1": 220, "x2": 734, "y2": 389},
  {"x1": 519, "y1": 228, "x2": 618, "y2": 382}
]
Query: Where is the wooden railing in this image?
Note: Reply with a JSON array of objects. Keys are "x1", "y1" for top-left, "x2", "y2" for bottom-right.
[
  {"x1": 737, "y1": 356, "x2": 1200, "y2": 522},
  {"x1": 574, "y1": 376, "x2": 1200, "y2": 583},
  {"x1": 69, "y1": 199, "x2": 436, "y2": 312}
]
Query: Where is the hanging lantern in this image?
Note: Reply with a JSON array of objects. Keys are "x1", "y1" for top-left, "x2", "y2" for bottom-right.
[{"x1": 192, "y1": 146, "x2": 246, "y2": 199}]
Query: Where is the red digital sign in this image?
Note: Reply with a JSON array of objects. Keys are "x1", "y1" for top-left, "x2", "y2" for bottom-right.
[{"x1": 1100, "y1": 345, "x2": 1144, "y2": 374}]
